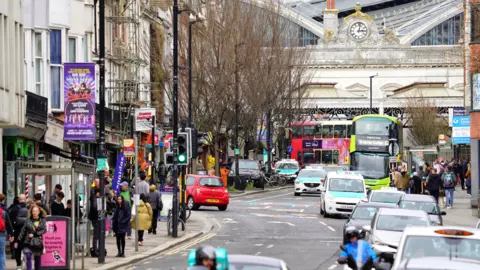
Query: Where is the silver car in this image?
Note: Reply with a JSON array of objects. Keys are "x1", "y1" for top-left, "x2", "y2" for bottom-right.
[
  {"x1": 228, "y1": 255, "x2": 290, "y2": 270},
  {"x1": 364, "y1": 208, "x2": 432, "y2": 263}
]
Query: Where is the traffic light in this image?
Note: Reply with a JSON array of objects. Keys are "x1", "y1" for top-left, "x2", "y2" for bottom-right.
[
  {"x1": 164, "y1": 151, "x2": 174, "y2": 165},
  {"x1": 185, "y1": 127, "x2": 197, "y2": 159},
  {"x1": 177, "y1": 132, "x2": 190, "y2": 165}
]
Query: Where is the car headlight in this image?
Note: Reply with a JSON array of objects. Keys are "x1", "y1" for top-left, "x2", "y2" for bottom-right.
[
  {"x1": 291, "y1": 175, "x2": 297, "y2": 178},
  {"x1": 325, "y1": 194, "x2": 335, "y2": 202}
]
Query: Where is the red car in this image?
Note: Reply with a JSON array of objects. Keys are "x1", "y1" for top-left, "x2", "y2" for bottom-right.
[{"x1": 186, "y1": 174, "x2": 229, "y2": 211}]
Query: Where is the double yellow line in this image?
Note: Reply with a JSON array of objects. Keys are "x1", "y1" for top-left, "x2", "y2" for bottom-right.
[{"x1": 164, "y1": 232, "x2": 217, "y2": 255}]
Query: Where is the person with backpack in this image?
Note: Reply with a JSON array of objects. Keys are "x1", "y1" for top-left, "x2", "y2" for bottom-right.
[
  {"x1": 10, "y1": 194, "x2": 29, "y2": 270},
  {"x1": 148, "y1": 184, "x2": 162, "y2": 235},
  {"x1": 0, "y1": 194, "x2": 14, "y2": 269},
  {"x1": 442, "y1": 166, "x2": 456, "y2": 209}
]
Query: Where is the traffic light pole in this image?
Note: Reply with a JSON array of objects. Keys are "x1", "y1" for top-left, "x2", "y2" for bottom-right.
[
  {"x1": 172, "y1": 0, "x2": 179, "y2": 238},
  {"x1": 151, "y1": 115, "x2": 155, "y2": 184},
  {"x1": 181, "y1": 165, "x2": 186, "y2": 222}
]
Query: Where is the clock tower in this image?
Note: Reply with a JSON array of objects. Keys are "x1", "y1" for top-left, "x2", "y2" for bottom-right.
[{"x1": 345, "y1": 3, "x2": 373, "y2": 43}]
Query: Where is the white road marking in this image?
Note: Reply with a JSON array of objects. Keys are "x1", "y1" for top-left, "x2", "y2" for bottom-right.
[
  {"x1": 142, "y1": 261, "x2": 151, "y2": 265},
  {"x1": 271, "y1": 208, "x2": 305, "y2": 213},
  {"x1": 267, "y1": 244, "x2": 274, "y2": 248},
  {"x1": 247, "y1": 192, "x2": 290, "y2": 202},
  {"x1": 296, "y1": 198, "x2": 302, "y2": 200},
  {"x1": 319, "y1": 221, "x2": 327, "y2": 225},
  {"x1": 255, "y1": 252, "x2": 262, "y2": 256},
  {"x1": 264, "y1": 206, "x2": 271, "y2": 209},
  {"x1": 328, "y1": 265, "x2": 337, "y2": 269},
  {"x1": 268, "y1": 221, "x2": 295, "y2": 226},
  {"x1": 222, "y1": 218, "x2": 238, "y2": 224},
  {"x1": 213, "y1": 218, "x2": 222, "y2": 230},
  {"x1": 216, "y1": 234, "x2": 230, "y2": 237},
  {"x1": 327, "y1": 226, "x2": 336, "y2": 232},
  {"x1": 254, "y1": 244, "x2": 263, "y2": 246}
]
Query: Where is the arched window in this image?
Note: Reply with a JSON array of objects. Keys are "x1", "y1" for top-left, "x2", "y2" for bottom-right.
[
  {"x1": 412, "y1": 13, "x2": 464, "y2": 46},
  {"x1": 298, "y1": 27, "x2": 319, "y2": 46}
]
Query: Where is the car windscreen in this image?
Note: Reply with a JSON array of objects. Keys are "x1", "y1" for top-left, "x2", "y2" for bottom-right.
[
  {"x1": 277, "y1": 163, "x2": 299, "y2": 170},
  {"x1": 375, "y1": 215, "x2": 430, "y2": 232},
  {"x1": 238, "y1": 160, "x2": 259, "y2": 170},
  {"x1": 399, "y1": 201, "x2": 440, "y2": 215},
  {"x1": 199, "y1": 177, "x2": 223, "y2": 187},
  {"x1": 371, "y1": 192, "x2": 403, "y2": 204},
  {"x1": 323, "y1": 166, "x2": 346, "y2": 172},
  {"x1": 351, "y1": 206, "x2": 379, "y2": 220},
  {"x1": 400, "y1": 236, "x2": 480, "y2": 262},
  {"x1": 229, "y1": 264, "x2": 280, "y2": 270},
  {"x1": 328, "y1": 178, "x2": 364, "y2": 192},
  {"x1": 298, "y1": 170, "x2": 326, "y2": 178}
]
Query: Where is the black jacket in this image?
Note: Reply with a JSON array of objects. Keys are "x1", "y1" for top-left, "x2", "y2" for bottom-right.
[
  {"x1": 112, "y1": 203, "x2": 131, "y2": 234},
  {"x1": 17, "y1": 217, "x2": 46, "y2": 251},
  {"x1": 411, "y1": 176, "x2": 422, "y2": 194},
  {"x1": 51, "y1": 201, "x2": 65, "y2": 216},
  {"x1": 9, "y1": 203, "x2": 29, "y2": 232},
  {"x1": 427, "y1": 174, "x2": 443, "y2": 191}
]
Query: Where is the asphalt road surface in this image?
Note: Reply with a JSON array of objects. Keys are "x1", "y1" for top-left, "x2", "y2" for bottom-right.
[{"x1": 120, "y1": 188, "x2": 346, "y2": 270}]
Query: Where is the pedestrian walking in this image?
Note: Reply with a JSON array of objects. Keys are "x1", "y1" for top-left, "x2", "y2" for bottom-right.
[
  {"x1": 442, "y1": 166, "x2": 456, "y2": 208},
  {"x1": 410, "y1": 172, "x2": 422, "y2": 194},
  {"x1": 113, "y1": 195, "x2": 131, "y2": 257},
  {"x1": 135, "y1": 170, "x2": 150, "y2": 197},
  {"x1": 0, "y1": 194, "x2": 14, "y2": 270},
  {"x1": 33, "y1": 193, "x2": 49, "y2": 215},
  {"x1": 148, "y1": 185, "x2": 162, "y2": 235},
  {"x1": 157, "y1": 161, "x2": 167, "y2": 191},
  {"x1": 426, "y1": 168, "x2": 442, "y2": 204},
  {"x1": 50, "y1": 191, "x2": 65, "y2": 216},
  {"x1": 15, "y1": 204, "x2": 47, "y2": 270},
  {"x1": 465, "y1": 162, "x2": 472, "y2": 196},
  {"x1": 131, "y1": 193, "x2": 152, "y2": 246},
  {"x1": 119, "y1": 182, "x2": 133, "y2": 239},
  {"x1": 10, "y1": 194, "x2": 29, "y2": 270},
  {"x1": 88, "y1": 188, "x2": 101, "y2": 257},
  {"x1": 8, "y1": 196, "x2": 19, "y2": 259}
]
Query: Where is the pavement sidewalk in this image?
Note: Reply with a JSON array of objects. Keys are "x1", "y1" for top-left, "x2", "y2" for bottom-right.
[
  {"x1": 441, "y1": 187, "x2": 479, "y2": 227},
  {"x1": 229, "y1": 185, "x2": 292, "y2": 198},
  {"x1": 6, "y1": 211, "x2": 213, "y2": 270}
]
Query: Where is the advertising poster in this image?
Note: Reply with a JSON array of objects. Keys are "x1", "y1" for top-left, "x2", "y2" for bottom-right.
[
  {"x1": 63, "y1": 63, "x2": 96, "y2": 141},
  {"x1": 160, "y1": 191, "x2": 173, "y2": 221},
  {"x1": 123, "y1": 139, "x2": 135, "y2": 156},
  {"x1": 135, "y1": 108, "x2": 156, "y2": 131},
  {"x1": 41, "y1": 217, "x2": 70, "y2": 269},
  {"x1": 112, "y1": 152, "x2": 126, "y2": 196},
  {"x1": 322, "y1": 139, "x2": 351, "y2": 164}
]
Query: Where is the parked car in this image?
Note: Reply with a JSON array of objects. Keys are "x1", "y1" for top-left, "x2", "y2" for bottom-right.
[
  {"x1": 229, "y1": 159, "x2": 263, "y2": 189},
  {"x1": 398, "y1": 194, "x2": 446, "y2": 225},
  {"x1": 186, "y1": 174, "x2": 229, "y2": 211}
]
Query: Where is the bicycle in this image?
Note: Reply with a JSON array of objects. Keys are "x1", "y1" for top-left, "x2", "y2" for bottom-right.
[
  {"x1": 167, "y1": 209, "x2": 187, "y2": 237},
  {"x1": 262, "y1": 173, "x2": 286, "y2": 187},
  {"x1": 180, "y1": 205, "x2": 191, "y2": 220}
]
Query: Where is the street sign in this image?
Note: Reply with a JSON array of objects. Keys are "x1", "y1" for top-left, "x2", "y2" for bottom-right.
[
  {"x1": 287, "y1": 146, "x2": 293, "y2": 153},
  {"x1": 134, "y1": 108, "x2": 156, "y2": 131},
  {"x1": 448, "y1": 108, "x2": 466, "y2": 127},
  {"x1": 452, "y1": 116, "x2": 470, "y2": 144}
]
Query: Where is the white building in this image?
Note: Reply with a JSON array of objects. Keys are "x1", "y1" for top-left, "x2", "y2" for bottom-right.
[{"x1": 0, "y1": 0, "x2": 26, "y2": 195}]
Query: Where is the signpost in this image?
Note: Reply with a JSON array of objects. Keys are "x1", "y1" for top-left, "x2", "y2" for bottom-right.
[{"x1": 452, "y1": 116, "x2": 471, "y2": 144}]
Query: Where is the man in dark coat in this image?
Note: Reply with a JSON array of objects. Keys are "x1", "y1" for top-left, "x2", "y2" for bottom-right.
[{"x1": 411, "y1": 172, "x2": 423, "y2": 194}]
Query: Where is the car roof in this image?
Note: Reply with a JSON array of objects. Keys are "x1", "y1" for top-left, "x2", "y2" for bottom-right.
[
  {"x1": 327, "y1": 170, "x2": 364, "y2": 179},
  {"x1": 300, "y1": 168, "x2": 326, "y2": 172},
  {"x1": 228, "y1": 254, "x2": 283, "y2": 266},
  {"x1": 401, "y1": 194, "x2": 436, "y2": 202},
  {"x1": 371, "y1": 189, "x2": 405, "y2": 194},
  {"x1": 402, "y1": 226, "x2": 480, "y2": 237},
  {"x1": 186, "y1": 174, "x2": 221, "y2": 179},
  {"x1": 399, "y1": 257, "x2": 480, "y2": 269},
  {"x1": 356, "y1": 202, "x2": 398, "y2": 208},
  {"x1": 377, "y1": 208, "x2": 429, "y2": 217}
]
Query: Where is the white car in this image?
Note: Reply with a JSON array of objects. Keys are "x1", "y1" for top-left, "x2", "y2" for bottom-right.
[
  {"x1": 391, "y1": 226, "x2": 480, "y2": 270},
  {"x1": 294, "y1": 168, "x2": 326, "y2": 196},
  {"x1": 365, "y1": 188, "x2": 405, "y2": 205},
  {"x1": 320, "y1": 171, "x2": 367, "y2": 217}
]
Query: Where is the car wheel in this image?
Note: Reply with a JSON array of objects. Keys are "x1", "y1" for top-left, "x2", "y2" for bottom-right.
[
  {"x1": 320, "y1": 202, "x2": 324, "y2": 215},
  {"x1": 218, "y1": 205, "x2": 228, "y2": 211},
  {"x1": 323, "y1": 203, "x2": 330, "y2": 218},
  {"x1": 294, "y1": 192, "x2": 300, "y2": 196},
  {"x1": 187, "y1": 196, "x2": 199, "y2": 210}
]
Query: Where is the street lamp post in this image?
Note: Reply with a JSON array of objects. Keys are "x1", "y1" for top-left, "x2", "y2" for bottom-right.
[
  {"x1": 234, "y1": 43, "x2": 244, "y2": 178},
  {"x1": 187, "y1": 14, "x2": 205, "y2": 128},
  {"x1": 369, "y1": 74, "x2": 378, "y2": 114},
  {"x1": 172, "y1": 0, "x2": 179, "y2": 238}
]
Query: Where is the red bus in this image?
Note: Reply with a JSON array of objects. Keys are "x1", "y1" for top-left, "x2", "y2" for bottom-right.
[{"x1": 290, "y1": 120, "x2": 352, "y2": 166}]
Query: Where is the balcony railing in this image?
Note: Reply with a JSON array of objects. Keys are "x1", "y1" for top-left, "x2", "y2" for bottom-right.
[
  {"x1": 26, "y1": 91, "x2": 48, "y2": 123},
  {"x1": 95, "y1": 104, "x2": 121, "y2": 127}
]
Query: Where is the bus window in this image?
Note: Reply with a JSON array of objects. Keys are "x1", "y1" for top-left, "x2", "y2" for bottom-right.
[
  {"x1": 322, "y1": 125, "x2": 334, "y2": 138},
  {"x1": 322, "y1": 150, "x2": 333, "y2": 164},
  {"x1": 292, "y1": 126, "x2": 302, "y2": 138},
  {"x1": 315, "y1": 150, "x2": 321, "y2": 163},
  {"x1": 333, "y1": 150, "x2": 339, "y2": 164},
  {"x1": 334, "y1": 125, "x2": 346, "y2": 139},
  {"x1": 314, "y1": 124, "x2": 322, "y2": 138},
  {"x1": 303, "y1": 150, "x2": 315, "y2": 164},
  {"x1": 354, "y1": 118, "x2": 391, "y2": 136},
  {"x1": 304, "y1": 126, "x2": 315, "y2": 137},
  {"x1": 347, "y1": 124, "x2": 352, "y2": 138}
]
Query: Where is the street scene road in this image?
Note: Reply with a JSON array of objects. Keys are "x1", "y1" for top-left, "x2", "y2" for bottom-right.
[{"x1": 120, "y1": 188, "x2": 344, "y2": 270}]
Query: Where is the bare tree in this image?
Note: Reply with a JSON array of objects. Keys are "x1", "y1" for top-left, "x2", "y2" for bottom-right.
[{"x1": 404, "y1": 91, "x2": 450, "y2": 146}]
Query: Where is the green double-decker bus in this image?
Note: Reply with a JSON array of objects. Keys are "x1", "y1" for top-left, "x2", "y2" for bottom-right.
[{"x1": 349, "y1": 114, "x2": 402, "y2": 190}]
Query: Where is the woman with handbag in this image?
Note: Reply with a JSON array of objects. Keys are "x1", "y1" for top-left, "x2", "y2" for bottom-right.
[{"x1": 15, "y1": 204, "x2": 47, "y2": 270}]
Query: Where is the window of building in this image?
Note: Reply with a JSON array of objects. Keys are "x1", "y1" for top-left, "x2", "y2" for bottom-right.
[
  {"x1": 50, "y1": 29, "x2": 62, "y2": 109},
  {"x1": 68, "y1": 37, "x2": 76, "y2": 62},
  {"x1": 473, "y1": 5, "x2": 480, "y2": 43},
  {"x1": 35, "y1": 32, "x2": 42, "y2": 94},
  {"x1": 298, "y1": 27, "x2": 318, "y2": 47},
  {"x1": 412, "y1": 13, "x2": 464, "y2": 46},
  {"x1": 83, "y1": 35, "x2": 88, "y2": 62}
]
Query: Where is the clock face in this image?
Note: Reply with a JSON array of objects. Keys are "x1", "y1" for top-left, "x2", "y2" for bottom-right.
[{"x1": 349, "y1": 21, "x2": 369, "y2": 41}]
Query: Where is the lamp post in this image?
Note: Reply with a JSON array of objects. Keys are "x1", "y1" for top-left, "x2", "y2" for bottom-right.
[
  {"x1": 187, "y1": 14, "x2": 204, "y2": 127},
  {"x1": 234, "y1": 43, "x2": 245, "y2": 178},
  {"x1": 172, "y1": 0, "x2": 179, "y2": 238},
  {"x1": 369, "y1": 74, "x2": 378, "y2": 114}
]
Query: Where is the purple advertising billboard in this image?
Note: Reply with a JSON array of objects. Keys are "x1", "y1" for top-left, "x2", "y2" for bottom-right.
[{"x1": 64, "y1": 63, "x2": 96, "y2": 141}]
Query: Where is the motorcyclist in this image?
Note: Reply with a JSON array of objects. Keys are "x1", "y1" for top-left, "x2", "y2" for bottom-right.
[
  {"x1": 188, "y1": 245, "x2": 217, "y2": 270},
  {"x1": 338, "y1": 226, "x2": 382, "y2": 270}
]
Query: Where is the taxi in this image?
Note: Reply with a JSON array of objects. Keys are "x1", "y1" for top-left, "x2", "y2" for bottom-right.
[
  {"x1": 391, "y1": 226, "x2": 480, "y2": 270},
  {"x1": 275, "y1": 159, "x2": 300, "y2": 182},
  {"x1": 294, "y1": 168, "x2": 326, "y2": 196},
  {"x1": 320, "y1": 171, "x2": 367, "y2": 217},
  {"x1": 365, "y1": 187, "x2": 405, "y2": 205}
]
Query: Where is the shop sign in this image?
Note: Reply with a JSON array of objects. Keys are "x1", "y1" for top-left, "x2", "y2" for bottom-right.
[
  {"x1": 45, "y1": 122, "x2": 64, "y2": 149},
  {"x1": 135, "y1": 108, "x2": 156, "y2": 131},
  {"x1": 41, "y1": 216, "x2": 69, "y2": 269},
  {"x1": 123, "y1": 139, "x2": 135, "y2": 156}
]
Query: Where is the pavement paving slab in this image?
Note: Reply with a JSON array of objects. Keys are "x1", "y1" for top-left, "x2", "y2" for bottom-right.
[
  {"x1": 6, "y1": 211, "x2": 212, "y2": 270},
  {"x1": 441, "y1": 187, "x2": 479, "y2": 227}
]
